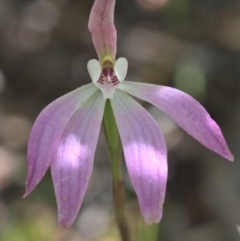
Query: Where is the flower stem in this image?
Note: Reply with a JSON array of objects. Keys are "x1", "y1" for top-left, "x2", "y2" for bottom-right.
[{"x1": 103, "y1": 99, "x2": 131, "y2": 241}]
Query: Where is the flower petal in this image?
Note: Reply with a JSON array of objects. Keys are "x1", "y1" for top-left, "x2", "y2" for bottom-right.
[
  {"x1": 119, "y1": 81, "x2": 234, "y2": 161},
  {"x1": 88, "y1": 0, "x2": 116, "y2": 61},
  {"x1": 87, "y1": 59, "x2": 101, "y2": 83},
  {"x1": 24, "y1": 83, "x2": 98, "y2": 197},
  {"x1": 51, "y1": 91, "x2": 105, "y2": 228},
  {"x1": 111, "y1": 90, "x2": 168, "y2": 224},
  {"x1": 114, "y1": 58, "x2": 128, "y2": 81}
]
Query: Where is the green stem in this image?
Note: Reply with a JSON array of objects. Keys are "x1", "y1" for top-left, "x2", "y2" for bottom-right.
[{"x1": 103, "y1": 99, "x2": 131, "y2": 241}]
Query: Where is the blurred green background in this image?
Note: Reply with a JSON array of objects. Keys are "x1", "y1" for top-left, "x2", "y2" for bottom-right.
[{"x1": 0, "y1": 0, "x2": 240, "y2": 240}]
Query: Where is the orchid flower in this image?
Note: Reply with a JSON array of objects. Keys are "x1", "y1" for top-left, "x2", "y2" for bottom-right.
[{"x1": 24, "y1": 0, "x2": 233, "y2": 228}]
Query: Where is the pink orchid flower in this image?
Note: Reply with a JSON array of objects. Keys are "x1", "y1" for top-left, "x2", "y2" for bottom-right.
[{"x1": 24, "y1": 0, "x2": 233, "y2": 228}]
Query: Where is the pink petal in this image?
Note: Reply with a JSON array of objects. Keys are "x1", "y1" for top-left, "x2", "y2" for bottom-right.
[
  {"x1": 111, "y1": 90, "x2": 168, "y2": 224},
  {"x1": 24, "y1": 83, "x2": 97, "y2": 197},
  {"x1": 119, "y1": 81, "x2": 234, "y2": 161},
  {"x1": 88, "y1": 0, "x2": 116, "y2": 60},
  {"x1": 51, "y1": 91, "x2": 105, "y2": 228}
]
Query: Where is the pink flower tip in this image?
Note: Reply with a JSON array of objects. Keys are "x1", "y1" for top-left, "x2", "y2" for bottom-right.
[{"x1": 88, "y1": 0, "x2": 117, "y2": 60}]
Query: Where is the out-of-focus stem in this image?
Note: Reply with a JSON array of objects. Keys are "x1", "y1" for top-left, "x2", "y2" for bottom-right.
[{"x1": 103, "y1": 99, "x2": 131, "y2": 241}]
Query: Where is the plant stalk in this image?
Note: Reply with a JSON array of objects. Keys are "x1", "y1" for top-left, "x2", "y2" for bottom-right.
[{"x1": 103, "y1": 99, "x2": 131, "y2": 241}]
